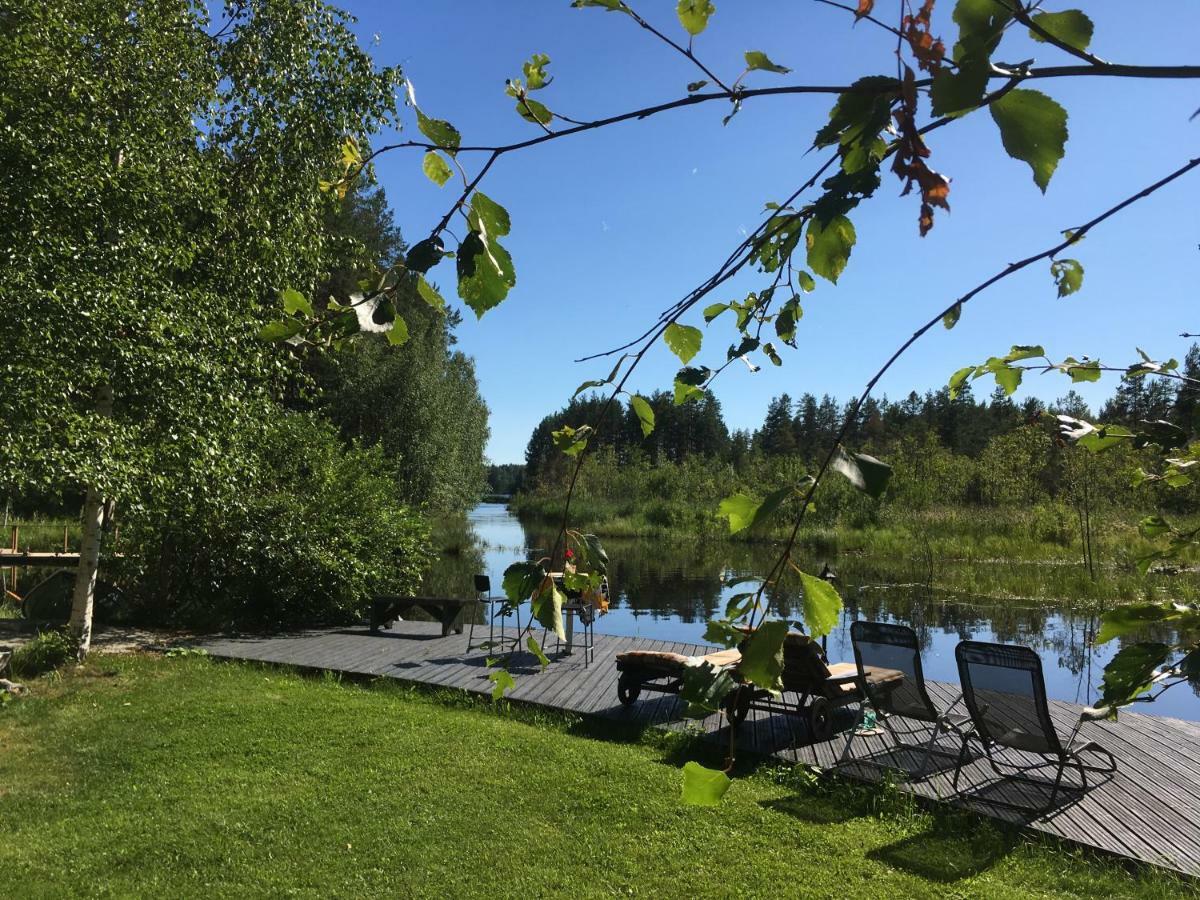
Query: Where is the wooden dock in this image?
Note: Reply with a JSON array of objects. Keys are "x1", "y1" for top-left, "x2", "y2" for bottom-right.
[{"x1": 199, "y1": 620, "x2": 1200, "y2": 879}]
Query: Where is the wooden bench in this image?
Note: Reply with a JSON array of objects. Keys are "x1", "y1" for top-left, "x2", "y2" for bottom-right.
[{"x1": 370, "y1": 596, "x2": 476, "y2": 636}]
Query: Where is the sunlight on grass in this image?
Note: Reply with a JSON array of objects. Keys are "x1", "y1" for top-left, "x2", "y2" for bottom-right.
[{"x1": 0, "y1": 655, "x2": 1185, "y2": 898}]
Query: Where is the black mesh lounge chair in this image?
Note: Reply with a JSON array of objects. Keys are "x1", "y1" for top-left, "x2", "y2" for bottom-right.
[
  {"x1": 952, "y1": 640, "x2": 1116, "y2": 811},
  {"x1": 840, "y1": 621, "x2": 973, "y2": 779}
]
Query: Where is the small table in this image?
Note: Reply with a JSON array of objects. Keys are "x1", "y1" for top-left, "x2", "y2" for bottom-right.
[{"x1": 370, "y1": 596, "x2": 475, "y2": 636}]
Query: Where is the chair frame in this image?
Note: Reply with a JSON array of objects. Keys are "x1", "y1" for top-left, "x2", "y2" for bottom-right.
[
  {"x1": 727, "y1": 633, "x2": 904, "y2": 743},
  {"x1": 467, "y1": 575, "x2": 522, "y2": 652},
  {"x1": 839, "y1": 621, "x2": 974, "y2": 782},
  {"x1": 951, "y1": 640, "x2": 1116, "y2": 812}
]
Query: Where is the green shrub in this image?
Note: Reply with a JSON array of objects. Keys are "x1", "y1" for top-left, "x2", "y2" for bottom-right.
[
  {"x1": 114, "y1": 412, "x2": 431, "y2": 628},
  {"x1": 10, "y1": 629, "x2": 77, "y2": 678}
]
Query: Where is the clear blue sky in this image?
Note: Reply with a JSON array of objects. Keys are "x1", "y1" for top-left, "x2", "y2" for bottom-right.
[{"x1": 342, "y1": 2, "x2": 1198, "y2": 464}]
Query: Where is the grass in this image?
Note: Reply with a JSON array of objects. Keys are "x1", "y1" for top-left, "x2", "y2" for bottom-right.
[{"x1": 0, "y1": 654, "x2": 1188, "y2": 898}]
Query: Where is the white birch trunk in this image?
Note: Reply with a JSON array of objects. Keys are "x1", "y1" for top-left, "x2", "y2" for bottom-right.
[{"x1": 68, "y1": 384, "x2": 113, "y2": 658}]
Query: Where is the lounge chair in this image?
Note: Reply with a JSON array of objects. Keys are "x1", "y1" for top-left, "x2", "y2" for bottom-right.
[
  {"x1": 726, "y1": 630, "x2": 905, "y2": 742},
  {"x1": 840, "y1": 621, "x2": 974, "y2": 778},
  {"x1": 952, "y1": 640, "x2": 1116, "y2": 811},
  {"x1": 615, "y1": 648, "x2": 742, "y2": 706}
]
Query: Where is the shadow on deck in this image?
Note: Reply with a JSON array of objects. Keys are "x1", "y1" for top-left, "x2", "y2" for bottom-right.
[{"x1": 198, "y1": 620, "x2": 1200, "y2": 879}]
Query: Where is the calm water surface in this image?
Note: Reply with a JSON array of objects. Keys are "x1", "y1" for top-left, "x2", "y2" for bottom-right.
[{"x1": 429, "y1": 503, "x2": 1200, "y2": 722}]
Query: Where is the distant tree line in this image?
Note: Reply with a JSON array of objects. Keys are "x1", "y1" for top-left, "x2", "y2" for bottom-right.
[{"x1": 521, "y1": 344, "x2": 1200, "y2": 515}]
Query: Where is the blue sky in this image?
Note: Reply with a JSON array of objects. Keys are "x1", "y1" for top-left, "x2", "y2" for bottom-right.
[{"x1": 342, "y1": 2, "x2": 1198, "y2": 463}]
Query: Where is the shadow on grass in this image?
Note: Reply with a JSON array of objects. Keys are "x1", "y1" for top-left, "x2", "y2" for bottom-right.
[{"x1": 866, "y1": 825, "x2": 1019, "y2": 882}]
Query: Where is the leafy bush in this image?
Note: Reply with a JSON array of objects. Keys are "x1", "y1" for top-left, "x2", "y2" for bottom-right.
[
  {"x1": 114, "y1": 412, "x2": 430, "y2": 628},
  {"x1": 10, "y1": 629, "x2": 77, "y2": 678}
]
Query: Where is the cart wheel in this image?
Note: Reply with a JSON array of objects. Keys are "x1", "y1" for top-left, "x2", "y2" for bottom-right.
[
  {"x1": 724, "y1": 687, "x2": 750, "y2": 727},
  {"x1": 617, "y1": 673, "x2": 641, "y2": 706},
  {"x1": 808, "y1": 697, "x2": 833, "y2": 742}
]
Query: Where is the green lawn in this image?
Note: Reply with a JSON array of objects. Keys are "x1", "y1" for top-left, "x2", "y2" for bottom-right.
[{"x1": 0, "y1": 655, "x2": 1186, "y2": 898}]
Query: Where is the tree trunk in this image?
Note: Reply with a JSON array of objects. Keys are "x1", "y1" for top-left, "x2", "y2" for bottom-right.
[{"x1": 69, "y1": 384, "x2": 113, "y2": 658}]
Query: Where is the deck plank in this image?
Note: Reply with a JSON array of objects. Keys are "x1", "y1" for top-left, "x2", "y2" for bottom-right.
[{"x1": 198, "y1": 622, "x2": 1200, "y2": 879}]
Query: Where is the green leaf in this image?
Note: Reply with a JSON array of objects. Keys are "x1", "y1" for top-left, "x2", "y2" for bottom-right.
[
  {"x1": 948, "y1": 365, "x2": 975, "y2": 400},
  {"x1": 416, "y1": 109, "x2": 461, "y2": 154},
  {"x1": 687, "y1": 80, "x2": 708, "y2": 93},
  {"x1": 673, "y1": 366, "x2": 710, "y2": 405},
  {"x1": 744, "y1": 50, "x2": 790, "y2": 74},
  {"x1": 1099, "y1": 642, "x2": 1170, "y2": 710},
  {"x1": 1068, "y1": 360, "x2": 1101, "y2": 383},
  {"x1": 386, "y1": 315, "x2": 409, "y2": 346},
  {"x1": 573, "y1": 379, "x2": 606, "y2": 398},
  {"x1": 664, "y1": 323, "x2": 703, "y2": 364},
  {"x1": 676, "y1": 0, "x2": 715, "y2": 36},
  {"x1": 774, "y1": 297, "x2": 802, "y2": 344},
  {"x1": 531, "y1": 578, "x2": 567, "y2": 640},
  {"x1": 422, "y1": 151, "x2": 453, "y2": 186},
  {"x1": 552, "y1": 424, "x2": 592, "y2": 457},
  {"x1": 704, "y1": 619, "x2": 744, "y2": 648},
  {"x1": 1077, "y1": 424, "x2": 1133, "y2": 453},
  {"x1": 516, "y1": 97, "x2": 553, "y2": 125},
  {"x1": 571, "y1": 0, "x2": 629, "y2": 12},
  {"x1": 1050, "y1": 258, "x2": 1083, "y2": 297},
  {"x1": 258, "y1": 319, "x2": 302, "y2": 341},
  {"x1": 457, "y1": 232, "x2": 516, "y2": 317},
  {"x1": 943, "y1": 302, "x2": 962, "y2": 330},
  {"x1": 1138, "y1": 515, "x2": 1172, "y2": 539},
  {"x1": 681, "y1": 761, "x2": 731, "y2": 806},
  {"x1": 929, "y1": 62, "x2": 991, "y2": 117},
  {"x1": 795, "y1": 568, "x2": 841, "y2": 638},
  {"x1": 739, "y1": 621, "x2": 788, "y2": 694},
  {"x1": 763, "y1": 342, "x2": 782, "y2": 367},
  {"x1": 488, "y1": 668, "x2": 516, "y2": 700},
  {"x1": 280, "y1": 288, "x2": 312, "y2": 317},
  {"x1": 831, "y1": 447, "x2": 892, "y2": 498},
  {"x1": 805, "y1": 215, "x2": 855, "y2": 284},
  {"x1": 527, "y1": 635, "x2": 551, "y2": 669},
  {"x1": 406, "y1": 236, "x2": 445, "y2": 274},
  {"x1": 630, "y1": 394, "x2": 655, "y2": 437},
  {"x1": 522, "y1": 53, "x2": 552, "y2": 90},
  {"x1": 416, "y1": 276, "x2": 445, "y2": 311},
  {"x1": 796, "y1": 271, "x2": 816, "y2": 293},
  {"x1": 990, "y1": 89, "x2": 1069, "y2": 193},
  {"x1": 1097, "y1": 602, "x2": 1178, "y2": 644},
  {"x1": 469, "y1": 191, "x2": 511, "y2": 237},
  {"x1": 680, "y1": 661, "x2": 737, "y2": 718},
  {"x1": 930, "y1": 0, "x2": 1014, "y2": 115},
  {"x1": 1029, "y1": 10, "x2": 1094, "y2": 52},
  {"x1": 719, "y1": 486, "x2": 792, "y2": 534},
  {"x1": 503, "y1": 562, "x2": 545, "y2": 605},
  {"x1": 703, "y1": 302, "x2": 729, "y2": 322},
  {"x1": 582, "y1": 533, "x2": 609, "y2": 575},
  {"x1": 993, "y1": 365, "x2": 1022, "y2": 395}
]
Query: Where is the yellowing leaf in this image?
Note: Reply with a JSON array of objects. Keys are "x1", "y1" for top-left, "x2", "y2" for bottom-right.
[
  {"x1": 664, "y1": 322, "x2": 703, "y2": 364},
  {"x1": 676, "y1": 0, "x2": 715, "y2": 36},
  {"x1": 422, "y1": 150, "x2": 453, "y2": 187}
]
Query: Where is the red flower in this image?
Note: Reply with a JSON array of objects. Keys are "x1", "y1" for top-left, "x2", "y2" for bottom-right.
[{"x1": 565, "y1": 548, "x2": 575, "y2": 559}]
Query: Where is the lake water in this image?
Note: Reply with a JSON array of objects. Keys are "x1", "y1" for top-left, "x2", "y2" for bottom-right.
[{"x1": 429, "y1": 503, "x2": 1200, "y2": 722}]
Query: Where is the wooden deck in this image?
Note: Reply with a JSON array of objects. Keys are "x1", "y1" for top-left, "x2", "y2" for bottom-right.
[{"x1": 199, "y1": 620, "x2": 1200, "y2": 879}]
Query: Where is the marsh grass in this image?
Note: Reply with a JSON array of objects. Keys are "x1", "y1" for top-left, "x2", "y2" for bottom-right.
[{"x1": 0, "y1": 654, "x2": 1188, "y2": 898}]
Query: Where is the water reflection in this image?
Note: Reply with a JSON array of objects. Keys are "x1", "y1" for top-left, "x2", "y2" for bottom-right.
[{"x1": 429, "y1": 504, "x2": 1200, "y2": 722}]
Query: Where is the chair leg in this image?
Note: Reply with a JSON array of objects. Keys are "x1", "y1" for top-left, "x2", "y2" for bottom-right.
[
  {"x1": 951, "y1": 733, "x2": 973, "y2": 792},
  {"x1": 1045, "y1": 758, "x2": 1070, "y2": 811},
  {"x1": 913, "y1": 721, "x2": 942, "y2": 780},
  {"x1": 836, "y1": 703, "x2": 865, "y2": 767}
]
